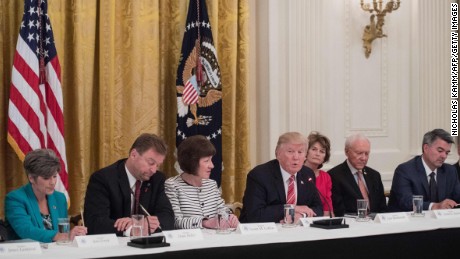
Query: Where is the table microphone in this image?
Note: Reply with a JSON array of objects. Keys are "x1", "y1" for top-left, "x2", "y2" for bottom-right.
[{"x1": 306, "y1": 177, "x2": 348, "y2": 229}]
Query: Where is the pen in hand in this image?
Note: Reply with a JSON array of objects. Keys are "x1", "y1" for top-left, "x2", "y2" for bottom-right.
[
  {"x1": 130, "y1": 189, "x2": 162, "y2": 231},
  {"x1": 80, "y1": 210, "x2": 85, "y2": 227}
]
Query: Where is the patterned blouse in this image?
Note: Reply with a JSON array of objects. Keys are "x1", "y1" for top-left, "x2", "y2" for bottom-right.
[
  {"x1": 41, "y1": 213, "x2": 53, "y2": 230},
  {"x1": 165, "y1": 175, "x2": 226, "y2": 229}
]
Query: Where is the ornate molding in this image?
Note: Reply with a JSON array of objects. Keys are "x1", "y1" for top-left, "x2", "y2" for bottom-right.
[{"x1": 344, "y1": 0, "x2": 389, "y2": 137}]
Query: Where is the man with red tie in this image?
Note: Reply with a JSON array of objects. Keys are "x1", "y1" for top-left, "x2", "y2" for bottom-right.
[
  {"x1": 84, "y1": 133, "x2": 174, "y2": 235},
  {"x1": 240, "y1": 132, "x2": 323, "y2": 223}
]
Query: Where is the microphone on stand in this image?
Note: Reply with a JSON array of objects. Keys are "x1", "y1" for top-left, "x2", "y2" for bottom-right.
[
  {"x1": 306, "y1": 177, "x2": 349, "y2": 229},
  {"x1": 127, "y1": 188, "x2": 169, "y2": 248}
]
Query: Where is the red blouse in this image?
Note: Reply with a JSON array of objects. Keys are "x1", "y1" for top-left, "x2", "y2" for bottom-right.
[{"x1": 315, "y1": 170, "x2": 333, "y2": 213}]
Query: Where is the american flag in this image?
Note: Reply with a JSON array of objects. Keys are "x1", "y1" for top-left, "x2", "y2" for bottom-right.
[
  {"x1": 183, "y1": 76, "x2": 199, "y2": 105},
  {"x1": 175, "y1": 0, "x2": 223, "y2": 186},
  {"x1": 7, "y1": 0, "x2": 69, "y2": 200}
]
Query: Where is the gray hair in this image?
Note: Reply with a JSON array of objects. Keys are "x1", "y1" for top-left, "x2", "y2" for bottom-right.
[
  {"x1": 422, "y1": 129, "x2": 453, "y2": 152},
  {"x1": 24, "y1": 149, "x2": 61, "y2": 179},
  {"x1": 344, "y1": 133, "x2": 370, "y2": 150}
]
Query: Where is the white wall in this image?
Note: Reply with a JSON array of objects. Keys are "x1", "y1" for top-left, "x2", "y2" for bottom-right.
[{"x1": 249, "y1": 0, "x2": 458, "y2": 190}]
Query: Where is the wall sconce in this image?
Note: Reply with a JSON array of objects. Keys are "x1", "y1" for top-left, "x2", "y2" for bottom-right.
[{"x1": 361, "y1": 0, "x2": 401, "y2": 58}]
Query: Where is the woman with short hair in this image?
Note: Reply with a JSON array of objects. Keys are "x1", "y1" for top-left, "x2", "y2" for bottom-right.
[
  {"x1": 165, "y1": 135, "x2": 239, "y2": 229},
  {"x1": 5, "y1": 149, "x2": 87, "y2": 242}
]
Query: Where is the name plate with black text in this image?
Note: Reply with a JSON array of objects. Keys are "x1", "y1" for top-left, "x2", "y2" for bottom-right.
[
  {"x1": 374, "y1": 212, "x2": 409, "y2": 223},
  {"x1": 0, "y1": 240, "x2": 42, "y2": 255},
  {"x1": 237, "y1": 223, "x2": 278, "y2": 235},
  {"x1": 433, "y1": 209, "x2": 460, "y2": 219},
  {"x1": 74, "y1": 234, "x2": 118, "y2": 248},
  {"x1": 162, "y1": 229, "x2": 204, "y2": 243}
]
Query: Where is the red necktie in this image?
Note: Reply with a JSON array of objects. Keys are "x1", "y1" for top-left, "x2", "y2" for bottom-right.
[
  {"x1": 357, "y1": 171, "x2": 370, "y2": 207},
  {"x1": 133, "y1": 180, "x2": 141, "y2": 214},
  {"x1": 286, "y1": 175, "x2": 296, "y2": 204}
]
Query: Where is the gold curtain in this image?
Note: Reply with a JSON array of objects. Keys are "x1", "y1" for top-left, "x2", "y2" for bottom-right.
[{"x1": 0, "y1": 0, "x2": 250, "y2": 218}]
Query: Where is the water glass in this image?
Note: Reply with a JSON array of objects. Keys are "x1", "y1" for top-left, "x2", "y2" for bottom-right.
[
  {"x1": 57, "y1": 218, "x2": 71, "y2": 245},
  {"x1": 412, "y1": 195, "x2": 424, "y2": 217},
  {"x1": 216, "y1": 207, "x2": 232, "y2": 234},
  {"x1": 282, "y1": 204, "x2": 296, "y2": 227},
  {"x1": 356, "y1": 199, "x2": 370, "y2": 222},
  {"x1": 131, "y1": 214, "x2": 144, "y2": 239}
]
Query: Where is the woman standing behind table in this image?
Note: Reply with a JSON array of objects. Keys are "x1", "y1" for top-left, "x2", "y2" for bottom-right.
[
  {"x1": 165, "y1": 135, "x2": 239, "y2": 229},
  {"x1": 5, "y1": 149, "x2": 87, "y2": 243},
  {"x1": 304, "y1": 131, "x2": 335, "y2": 217}
]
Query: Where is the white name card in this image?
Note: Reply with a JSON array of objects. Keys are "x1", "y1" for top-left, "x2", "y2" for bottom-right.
[
  {"x1": 0, "y1": 241, "x2": 42, "y2": 255},
  {"x1": 237, "y1": 223, "x2": 278, "y2": 235},
  {"x1": 74, "y1": 234, "x2": 118, "y2": 248},
  {"x1": 433, "y1": 209, "x2": 460, "y2": 219},
  {"x1": 374, "y1": 212, "x2": 409, "y2": 223},
  {"x1": 162, "y1": 229, "x2": 203, "y2": 243}
]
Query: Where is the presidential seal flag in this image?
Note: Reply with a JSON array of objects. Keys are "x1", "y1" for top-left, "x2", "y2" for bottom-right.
[
  {"x1": 176, "y1": 0, "x2": 223, "y2": 186},
  {"x1": 7, "y1": 0, "x2": 69, "y2": 201}
]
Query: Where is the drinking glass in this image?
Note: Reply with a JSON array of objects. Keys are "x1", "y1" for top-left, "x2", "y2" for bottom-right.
[
  {"x1": 57, "y1": 218, "x2": 71, "y2": 245},
  {"x1": 216, "y1": 207, "x2": 232, "y2": 234},
  {"x1": 282, "y1": 204, "x2": 296, "y2": 227},
  {"x1": 411, "y1": 195, "x2": 424, "y2": 217},
  {"x1": 131, "y1": 214, "x2": 144, "y2": 239},
  {"x1": 356, "y1": 199, "x2": 370, "y2": 222}
]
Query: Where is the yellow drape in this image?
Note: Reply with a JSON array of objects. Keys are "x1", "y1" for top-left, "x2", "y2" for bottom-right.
[{"x1": 0, "y1": 0, "x2": 250, "y2": 218}]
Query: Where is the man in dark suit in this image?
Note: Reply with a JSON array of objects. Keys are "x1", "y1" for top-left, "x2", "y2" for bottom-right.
[
  {"x1": 388, "y1": 129, "x2": 460, "y2": 211},
  {"x1": 84, "y1": 133, "x2": 174, "y2": 235},
  {"x1": 328, "y1": 133, "x2": 387, "y2": 217},
  {"x1": 239, "y1": 132, "x2": 323, "y2": 223}
]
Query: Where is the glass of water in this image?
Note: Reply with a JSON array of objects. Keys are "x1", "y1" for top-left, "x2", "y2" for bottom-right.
[
  {"x1": 356, "y1": 199, "x2": 370, "y2": 222},
  {"x1": 411, "y1": 195, "x2": 425, "y2": 217},
  {"x1": 131, "y1": 214, "x2": 144, "y2": 239},
  {"x1": 57, "y1": 218, "x2": 71, "y2": 245},
  {"x1": 216, "y1": 207, "x2": 232, "y2": 234},
  {"x1": 282, "y1": 204, "x2": 296, "y2": 227}
]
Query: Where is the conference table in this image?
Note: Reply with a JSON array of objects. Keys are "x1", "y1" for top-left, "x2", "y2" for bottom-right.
[{"x1": 4, "y1": 211, "x2": 460, "y2": 259}]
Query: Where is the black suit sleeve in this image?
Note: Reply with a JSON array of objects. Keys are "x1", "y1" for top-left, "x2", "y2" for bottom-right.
[
  {"x1": 240, "y1": 171, "x2": 284, "y2": 223},
  {"x1": 368, "y1": 169, "x2": 388, "y2": 213},
  {"x1": 329, "y1": 171, "x2": 346, "y2": 217},
  {"x1": 147, "y1": 174, "x2": 175, "y2": 230},
  {"x1": 84, "y1": 172, "x2": 124, "y2": 235}
]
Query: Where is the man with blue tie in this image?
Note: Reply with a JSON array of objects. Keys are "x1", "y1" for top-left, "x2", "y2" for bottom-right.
[
  {"x1": 388, "y1": 129, "x2": 460, "y2": 211},
  {"x1": 239, "y1": 132, "x2": 323, "y2": 223}
]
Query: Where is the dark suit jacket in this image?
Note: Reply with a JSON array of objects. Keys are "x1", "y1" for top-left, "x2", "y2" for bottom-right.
[
  {"x1": 453, "y1": 161, "x2": 460, "y2": 181},
  {"x1": 84, "y1": 159, "x2": 174, "y2": 235},
  {"x1": 239, "y1": 159, "x2": 323, "y2": 223},
  {"x1": 328, "y1": 161, "x2": 387, "y2": 217},
  {"x1": 388, "y1": 156, "x2": 460, "y2": 211}
]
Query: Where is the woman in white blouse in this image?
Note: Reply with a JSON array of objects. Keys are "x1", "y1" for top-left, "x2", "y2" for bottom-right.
[{"x1": 165, "y1": 135, "x2": 239, "y2": 229}]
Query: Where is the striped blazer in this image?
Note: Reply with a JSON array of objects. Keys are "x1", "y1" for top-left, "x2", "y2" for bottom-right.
[{"x1": 165, "y1": 175, "x2": 225, "y2": 229}]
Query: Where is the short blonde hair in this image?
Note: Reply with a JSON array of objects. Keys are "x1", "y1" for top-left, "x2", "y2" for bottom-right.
[{"x1": 275, "y1": 132, "x2": 308, "y2": 155}]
